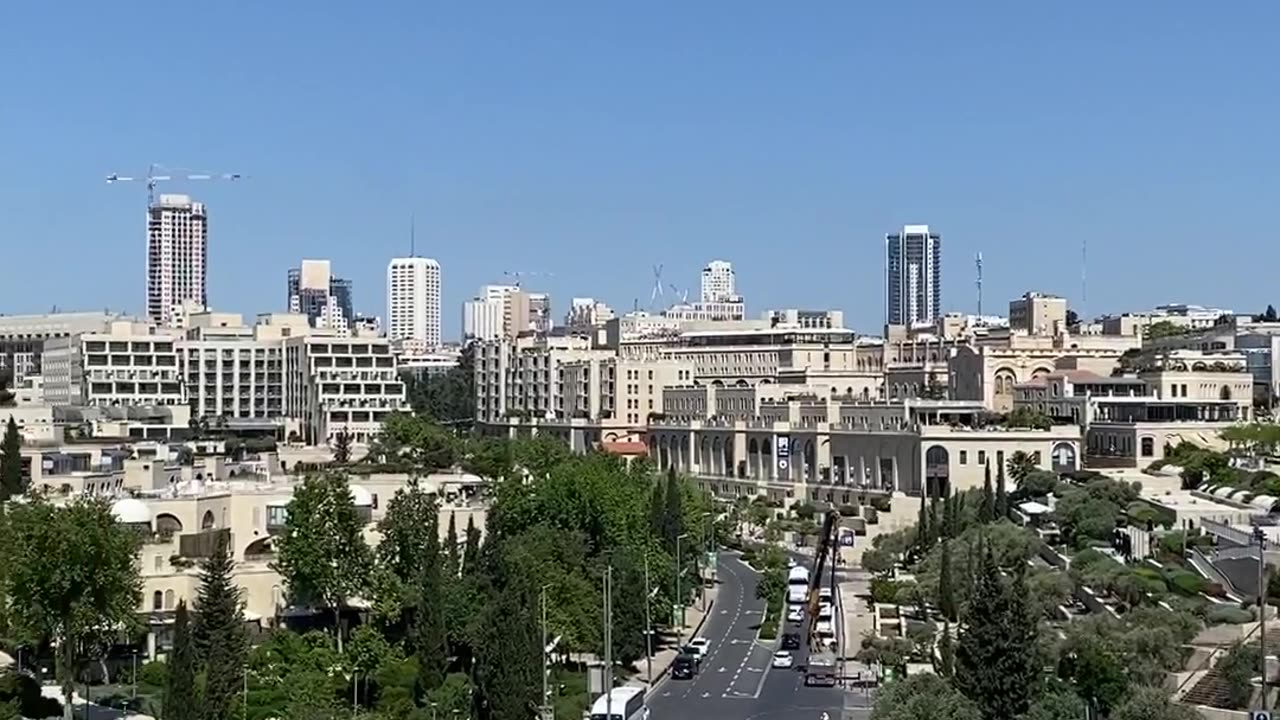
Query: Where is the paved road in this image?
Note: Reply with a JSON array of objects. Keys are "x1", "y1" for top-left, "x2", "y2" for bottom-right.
[{"x1": 647, "y1": 551, "x2": 856, "y2": 720}]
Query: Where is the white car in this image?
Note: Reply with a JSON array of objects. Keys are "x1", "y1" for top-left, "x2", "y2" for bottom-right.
[
  {"x1": 787, "y1": 606, "x2": 804, "y2": 623},
  {"x1": 816, "y1": 620, "x2": 834, "y2": 637},
  {"x1": 688, "y1": 637, "x2": 710, "y2": 659},
  {"x1": 818, "y1": 587, "x2": 834, "y2": 602},
  {"x1": 818, "y1": 603, "x2": 834, "y2": 620},
  {"x1": 771, "y1": 650, "x2": 794, "y2": 669}
]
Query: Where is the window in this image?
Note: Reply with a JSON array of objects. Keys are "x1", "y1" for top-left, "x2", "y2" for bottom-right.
[
  {"x1": 153, "y1": 591, "x2": 163, "y2": 611},
  {"x1": 977, "y1": 450, "x2": 986, "y2": 465},
  {"x1": 1140, "y1": 437, "x2": 1154, "y2": 457},
  {"x1": 959, "y1": 450, "x2": 968, "y2": 465},
  {"x1": 164, "y1": 590, "x2": 175, "y2": 609},
  {"x1": 997, "y1": 450, "x2": 1004, "y2": 468}
]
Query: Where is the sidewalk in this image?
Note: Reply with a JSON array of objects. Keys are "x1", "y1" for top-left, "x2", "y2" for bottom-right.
[{"x1": 628, "y1": 582, "x2": 720, "y2": 691}]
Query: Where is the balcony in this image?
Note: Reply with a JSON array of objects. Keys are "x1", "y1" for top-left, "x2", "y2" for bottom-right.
[{"x1": 178, "y1": 528, "x2": 232, "y2": 559}]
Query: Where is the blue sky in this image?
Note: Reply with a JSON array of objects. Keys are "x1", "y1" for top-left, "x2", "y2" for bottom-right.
[{"x1": 2, "y1": 2, "x2": 1276, "y2": 337}]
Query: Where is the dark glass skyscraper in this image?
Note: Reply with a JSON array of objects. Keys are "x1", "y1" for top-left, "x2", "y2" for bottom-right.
[{"x1": 885, "y1": 224, "x2": 942, "y2": 327}]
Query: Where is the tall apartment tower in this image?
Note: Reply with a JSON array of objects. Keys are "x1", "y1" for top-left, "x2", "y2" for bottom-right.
[
  {"x1": 146, "y1": 194, "x2": 208, "y2": 326},
  {"x1": 387, "y1": 257, "x2": 442, "y2": 348},
  {"x1": 287, "y1": 260, "x2": 354, "y2": 333},
  {"x1": 700, "y1": 260, "x2": 736, "y2": 303},
  {"x1": 885, "y1": 224, "x2": 942, "y2": 326}
]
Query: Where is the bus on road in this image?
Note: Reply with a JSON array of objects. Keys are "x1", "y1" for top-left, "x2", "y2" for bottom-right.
[
  {"x1": 787, "y1": 565, "x2": 811, "y2": 604},
  {"x1": 590, "y1": 686, "x2": 649, "y2": 720}
]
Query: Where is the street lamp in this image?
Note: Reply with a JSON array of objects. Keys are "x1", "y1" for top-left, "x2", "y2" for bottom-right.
[
  {"x1": 1257, "y1": 525, "x2": 1270, "y2": 710},
  {"x1": 675, "y1": 533, "x2": 689, "y2": 629}
]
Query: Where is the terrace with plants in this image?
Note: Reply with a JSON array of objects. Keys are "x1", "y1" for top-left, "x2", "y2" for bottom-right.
[{"x1": 858, "y1": 450, "x2": 1277, "y2": 716}]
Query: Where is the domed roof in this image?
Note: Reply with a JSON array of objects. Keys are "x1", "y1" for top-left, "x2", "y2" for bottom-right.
[
  {"x1": 349, "y1": 484, "x2": 373, "y2": 507},
  {"x1": 111, "y1": 498, "x2": 153, "y2": 525}
]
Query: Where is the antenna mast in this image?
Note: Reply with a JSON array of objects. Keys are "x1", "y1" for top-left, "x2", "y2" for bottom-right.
[
  {"x1": 975, "y1": 252, "x2": 984, "y2": 316},
  {"x1": 410, "y1": 215, "x2": 416, "y2": 257},
  {"x1": 1080, "y1": 237, "x2": 1088, "y2": 319}
]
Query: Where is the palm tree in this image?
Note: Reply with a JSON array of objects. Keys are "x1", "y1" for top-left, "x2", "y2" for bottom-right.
[{"x1": 1006, "y1": 451, "x2": 1037, "y2": 489}]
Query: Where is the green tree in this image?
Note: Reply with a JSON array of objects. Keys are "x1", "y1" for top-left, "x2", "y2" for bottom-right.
[
  {"x1": 1017, "y1": 470, "x2": 1059, "y2": 499},
  {"x1": 937, "y1": 620, "x2": 954, "y2": 677},
  {"x1": 165, "y1": 601, "x2": 198, "y2": 720},
  {"x1": 870, "y1": 672, "x2": 980, "y2": 720},
  {"x1": 979, "y1": 462, "x2": 995, "y2": 523},
  {"x1": 1144, "y1": 320, "x2": 1189, "y2": 341},
  {"x1": 406, "y1": 344, "x2": 475, "y2": 426},
  {"x1": 462, "y1": 515, "x2": 481, "y2": 572},
  {"x1": 332, "y1": 429, "x2": 353, "y2": 464},
  {"x1": 938, "y1": 539, "x2": 957, "y2": 621},
  {"x1": 1110, "y1": 686, "x2": 1200, "y2": 720},
  {"x1": 410, "y1": 531, "x2": 449, "y2": 692},
  {"x1": 995, "y1": 463, "x2": 1008, "y2": 520},
  {"x1": 195, "y1": 532, "x2": 248, "y2": 720},
  {"x1": 272, "y1": 473, "x2": 372, "y2": 653},
  {"x1": 443, "y1": 512, "x2": 460, "y2": 579},
  {"x1": 954, "y1": 546, "x2": 1038, "y2": 720},
  {"x1": 0, "y1": 416, "x2": 22, "y2": 500},
  {"x1": 662, "y1": 467, "x2": 685, "y2": 551},
  {"x1": 4, "y1": 499, "x2": 142, "y2": 720},
  {"x1": 474, "y1": 547, "x2": 541, "y2": 720},
  {"x1": 1005, "y1": 451, "x2": 1036, "y2": 488},
  {"x1": 1021, "y1": 688, "x2": 1086, "y2": 720},
  {"x1": 376, "y1": 480, "x2": 439, "y2": 601}
]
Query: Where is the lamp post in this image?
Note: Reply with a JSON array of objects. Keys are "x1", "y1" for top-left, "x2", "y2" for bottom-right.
[
  {"x1": 675, "y1": 533, "x2": 689, "y2": 630},
  {"x1": 644, "y1": 554, "x2": 654, "y2": 690},
  {"x1": 1257, "y1": 525, "x2": 1270, "y2": 710},
  {"x1": 540, "y1": 584, "x2": 554, "y2": 720}
]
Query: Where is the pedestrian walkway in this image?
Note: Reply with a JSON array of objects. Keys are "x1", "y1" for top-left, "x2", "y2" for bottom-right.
[{"x1": 627, "y1": 583, "x2": 720, "y2": 690}]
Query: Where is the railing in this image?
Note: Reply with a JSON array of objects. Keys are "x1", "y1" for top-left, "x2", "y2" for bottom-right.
[{"x1": 1201, "y1": 519, "x2": 1255, "y2": 547}]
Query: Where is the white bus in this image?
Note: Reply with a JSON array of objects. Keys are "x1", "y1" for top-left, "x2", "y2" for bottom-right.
[
  {"x1": 590, "y1": 686, "x2": 648, "y2": 720},
  {"x1": 787, "y1": 565, "x2": 811, "y2": 604}
]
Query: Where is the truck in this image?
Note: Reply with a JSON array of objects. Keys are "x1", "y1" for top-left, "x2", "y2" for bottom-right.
[
  {"x1": 787, "y1": 565, "x2": 811, "y2": 604},
  {"x1": 804, "y1": 649, "x2": 838, "y2": 687}
]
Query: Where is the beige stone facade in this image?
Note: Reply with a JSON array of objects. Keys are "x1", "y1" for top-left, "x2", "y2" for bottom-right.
[{"x1": 1008, "y1": 292, "x2": 1067, "y2": 336}]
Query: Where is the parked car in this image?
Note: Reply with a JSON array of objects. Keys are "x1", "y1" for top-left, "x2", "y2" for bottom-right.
[
  {"x1": 772, "y1": 650, "x2": 794, "y2": 669},
  {"x1": 787, "y1": 606, "x2": 804, "y2": 623},
  {"x1": 781, "y1": 633, "x2": 802, "y2": 650}
]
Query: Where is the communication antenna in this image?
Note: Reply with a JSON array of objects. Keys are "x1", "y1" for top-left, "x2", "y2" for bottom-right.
[
  {"x1": 650, "y1": 264, "x2": 665, "y2": 309},
  {"x1": 409, "y1": 215, "x2": 416, "y2": 257},
  {"x1": 1080, "y1": 237, "x2": 1088, "y2": 320},
  {"x1": 975, "y1": 252, "x2": 984, "y2": 317}
]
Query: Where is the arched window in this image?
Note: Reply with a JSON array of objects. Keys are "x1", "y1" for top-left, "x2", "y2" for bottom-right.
[
  {"x1": 152, "y1": 591, "x2": 163, "y2": 611},
  {"x1": 164, "y1": 590, "x2": 175, "y2": 609},
  {"x1": 1140, "y1": 437, "x2": 1155, "y2": 457},
  {"x1": 201, "y1": 510, "x2": 216, "y2": 529}
]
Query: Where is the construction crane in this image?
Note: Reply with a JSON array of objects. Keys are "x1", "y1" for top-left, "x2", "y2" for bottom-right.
[
  {"x1": 106, "y1": 164, "x2": 244, "y2": 206},
  {"x1": 502, "y1": 270, "x2": 554, "y2": 288}
]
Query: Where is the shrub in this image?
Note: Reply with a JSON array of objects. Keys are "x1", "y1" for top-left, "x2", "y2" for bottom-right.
[
  {"x1": 1166, "y1": 569, "x2": 1208, "y2": 596},
  {"x1": 137, "y1": 660, "x2": 168, "y2": 689},
  {"x1": 870, "y1": 496, "x2": 892, "y2": 512},
  {"x1": 837, "y1": 504, "x2": 860, "y2": 517},
  {"x1": 870, "y1": 577, "x2": 909, "y2": 605},
  {"x1": 1206, "y1": 604, "x2": 1255, "y2": 625}
]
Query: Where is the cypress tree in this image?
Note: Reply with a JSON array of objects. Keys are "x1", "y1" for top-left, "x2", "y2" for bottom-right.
[
  {"x1": 938, "y1": 539, "x2": 957, "y2": 622},
  {"x1": 995, "y1": 462, "x2": 1008, "y2": 520},
  {"x1": 411, "y1": 522, "x2": 449, "y2": 691},
  {"x1": 0, "y1": 416, "x2": 23, "y2": 501},
  {"x1": 979, "y1": 461, "x2": 995, "y2": 523},
  {"x1": 195, "y1": 533, "x2": 247, "y2": 720},
  {"x1": 955, "y1": 545, "x2": 1038, "y2": 720},
  {"x1": 938, "y1": 620, "x2": 955, "y2": 677},
  {"x1": 462, "y1": 516, "x2": 481, "y2": 574},
  {"x1": 916, "y1": 493, "x2": 930, "y2": 557},
  {"x1": 164, "y1": 601, "x2": 198, "y2": 720},
  {"x1": 444, "y1": 512, "x2": 460, "y2": 579},
  {"x1": 662, "y1": 467, "x2": 684, "y2": 550}
]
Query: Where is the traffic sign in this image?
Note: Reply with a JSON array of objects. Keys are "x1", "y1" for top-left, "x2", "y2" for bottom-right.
[{"x1": 1250, "y1": 711, "x2": 1271, "y2": 720}]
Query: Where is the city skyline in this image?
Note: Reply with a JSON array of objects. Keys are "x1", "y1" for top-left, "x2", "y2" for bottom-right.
[{"x1": 4, "y1": 3, "x2": 1279, "y2": 335}]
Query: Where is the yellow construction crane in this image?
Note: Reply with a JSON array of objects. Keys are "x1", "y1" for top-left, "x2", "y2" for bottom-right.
[{"x1": 106, "y1": 163, "x2": 244, "y2": 206}]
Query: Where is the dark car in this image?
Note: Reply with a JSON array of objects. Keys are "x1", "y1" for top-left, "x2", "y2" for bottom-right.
[
  {"x1": 672, "y1": 653, "x2": 699, "y2": 680},
  {"x1": 781, "y1": 633, "x2": 801, "y2": 650}
]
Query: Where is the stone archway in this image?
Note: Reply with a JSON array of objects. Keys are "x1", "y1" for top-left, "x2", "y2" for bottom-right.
[
  {"x1": 1052, "y1": 442, "x2": 1078, "y2": 472},
  {"x1": 925, "y1": 445, "x2": 950, "y2": 497}
]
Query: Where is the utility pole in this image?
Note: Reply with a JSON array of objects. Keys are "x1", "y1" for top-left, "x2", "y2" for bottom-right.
[
  {"x1": 541, "y1": 585, "x2": 552, "y2": 720},
  {"x1": 604, "y1": 565, "x2": 614, "y2": 720},
  {"x1": 1258, "y1": 526, "x2": 1270, "y2": 710},
  {"x1": 675, "y1": 533, "x2": 688, "y2": 629},
  {"x1": 644, "y1": 554, "x2": 654, "y2": 689}
]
